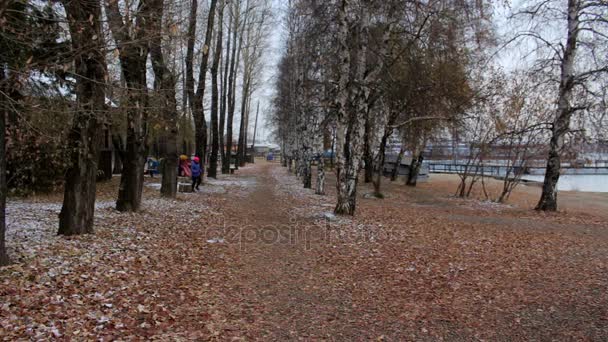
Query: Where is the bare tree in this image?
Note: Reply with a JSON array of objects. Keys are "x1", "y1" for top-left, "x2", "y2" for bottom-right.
[
  {"x1": 105, "y1": 0, "x2": 155, "y2": 212},
  {"x1": 209, "y1": 0, "x2": 225, "y2": 178},
  {"x1": 149, "y1": 0, "x2": 179, "y2": 198},
  {"x1": 511, "y1": 0, "x2": 608, "y2": 211},
  {"x1": 58, "y1": 0, "x2": 108, "y2": 234}
]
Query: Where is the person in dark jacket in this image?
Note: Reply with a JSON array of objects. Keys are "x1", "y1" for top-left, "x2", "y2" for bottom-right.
[{"x1": 191, "y1": 156, "x2": 202, "y2": 191}]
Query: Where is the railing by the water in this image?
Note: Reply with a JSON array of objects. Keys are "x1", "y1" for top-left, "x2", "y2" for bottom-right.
[{"x1": 427, "y1": 163, "x2": 608, "y2": 176}]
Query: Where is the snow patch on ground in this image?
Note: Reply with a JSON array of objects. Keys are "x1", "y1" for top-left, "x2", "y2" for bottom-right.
[
  {"x1": 446, "y1": 197, "x2": 513, "y2": 212},
  {"x1": 145, "y1": 183, "x2": 162, "y2": 190},
  {"x1": 269, "y1": 167, "x2": 353, "y2": 226}
]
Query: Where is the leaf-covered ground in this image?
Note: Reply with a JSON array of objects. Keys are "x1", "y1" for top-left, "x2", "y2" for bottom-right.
[{"x1": 1, "y1": 161, "x2": 608, "y2": 340}]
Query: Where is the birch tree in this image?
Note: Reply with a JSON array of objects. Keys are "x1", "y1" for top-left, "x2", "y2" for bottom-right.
[{"x1": 511, "y1": 0, "x2": 608, "y2": 211}]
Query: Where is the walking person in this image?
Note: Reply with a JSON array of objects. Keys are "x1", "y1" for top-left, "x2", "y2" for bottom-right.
[{"x1": 191, "y1": 156, "x2": 202, "y2": 191}]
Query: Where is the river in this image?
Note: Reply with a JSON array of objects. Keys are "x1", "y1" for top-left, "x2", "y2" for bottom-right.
[{"x1": 521, "y1": 174, "x2": 608, "y2": 193}]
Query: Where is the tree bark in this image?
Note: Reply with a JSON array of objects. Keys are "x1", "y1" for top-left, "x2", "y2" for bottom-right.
[
  {"x1": 224, "y1": 1, "x2": 247, "y2": 173},
  {"x1": 106, "y1": 0, "x2": 154, "y2": 212},
  {"x1": 373, "y1": 113, "x2": 396, "y2": 197},
  {"x1": 536, "y1": 0, "x2": 580, "y2": 212},
  {"x1": 209, "y1": 0, "x2": 225, "y2": 178},
  {"x1": 58, "y1": 0, "x2": 107, "y2": 235},
  {"x1": 251, "y1": 101, "x2": 259, "y2": 163},
  {"x1": 363, "y1": 112, "x2": 373, "y2": 183},
  {"x1": 111, "y1": 134, "x2": 124, "y2": 174},
  {"x1": 237, "y1": 75, "x2": 251, "y2": 167},
  {"x1": 406, "y1": 153, "x2": 423, "y2": 186},
  {"x1": 149, "y1": 0, "x2": 179, "y2": 198},
  {"x1": 316, "y1": 157, "x2": 325, "y2": 195},
  {"x1": 0, "y1": 68, "x2": 10, "y2": 265},
  {"x1": 391, "y1": 147, "x2": 405, "y2": 181},
  {"x1": 185, "y1": 0, "x2": 198, "y2": 112},
  {"x1": 220, "y1": 12, "x2": 232, "y2": 173},
  {"x1": 333, "y1": 0, "x2": 354, "y2": 215},
  {"x1": 192, "y1": 0, "x2": 218, "y2": 163}
]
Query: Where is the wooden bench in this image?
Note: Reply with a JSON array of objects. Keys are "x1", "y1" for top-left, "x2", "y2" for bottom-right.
[
  {"x1": 229, "y1": 165, "x2": 236, "y2": 174},
  {"x1": 178, "y1": 182, "x2": 192, "y2": 193}
]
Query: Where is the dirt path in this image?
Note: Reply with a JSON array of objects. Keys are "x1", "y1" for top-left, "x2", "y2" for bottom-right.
[
  {"x1": 212, "y1": 162, "x2": 360, "y2": 340},
  {"x1": 2, "y1": 161, "x2": 608, "y2": 340}
]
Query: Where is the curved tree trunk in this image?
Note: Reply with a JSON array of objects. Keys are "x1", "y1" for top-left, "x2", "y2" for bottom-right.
[
  {"x1": 536, "y1": 0, "x2": 579, "y2": 212},
  {"x1": 58, "y1": 0, "x2": 107, "y2": 235}
]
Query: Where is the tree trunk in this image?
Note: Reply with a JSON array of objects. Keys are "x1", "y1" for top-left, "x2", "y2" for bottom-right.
[
  {"x1": 406, "y1": 153, "x2": 423, "y2": 186},
  {"x1": 536, "y1": 0, "x2": 579, "y2": 212},
  {"x1": 193, "y1": 0, "x2": 218, "y2": 163},
  {"x1": 373, "y1": 114, "x2": 395, "y2": 197},
  {"x1": 111, "y1": 134, "x2": 124, "y2": 174},
  {"x1": 209, "y1": 0, "x2": 225, "y2": 178},
  {"x1": 219, "y1": 12, "x2": 232, "y2": 173},
  {"x1": 316, "y1": 157, "x2": 325, "y2": 195},
  {"x1": 150, "y1": 0, "x2": 178, "y2": 198},
  {"x1": 106, "y1": 0, "x2": 154, "y2": 212},
  {"x1": 251, "y1": 101, "x2": 259, "y2": 163},
  {"x1": 333, "y1": 0, "x2": 353, "y2": 215},
  {"x1": 0, "y1": 69, "x2": 10, "y2": 265},
  {"x1": 58, "y1": 0, "x2": 107, "y2": 235},
  {"x1": 185, "y1": 0, "x2": 198, "y2": 113},
  {"x1": 363, "y1": 113, "x2": 373, "y2": 183},
  {"x1": 224, "y1": 1, "x2": 246, "y2": 173},
  {"x1": 237, "y1": 76, "x2": 250, "y2": 168},
  {"x1": 303, "y1": 159, "x2": 312, "y2": 188},
  {"x1": 391, "y1": 147, "x2": 405, "y2": 181}
]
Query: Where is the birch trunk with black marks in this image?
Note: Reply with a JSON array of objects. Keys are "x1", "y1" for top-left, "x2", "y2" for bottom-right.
[
  {"x1": 58, "y1": 0, "x2": 107, "y2": 234},
  {"x1": 536, "y1": 0, "x2": 580, "y2": 212},
  {"x1": 316, "y1": 157, "x2": 325, "y2": 195},
  {"x1": 334, "y1": 3, "x2": 391, "y2": 215},
  {"x1": 149, "y1": 0, "x2": 179, "y2": 198},
  {"x1": 333, "y1": 0, "x2": 353, "y2": 215}
]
